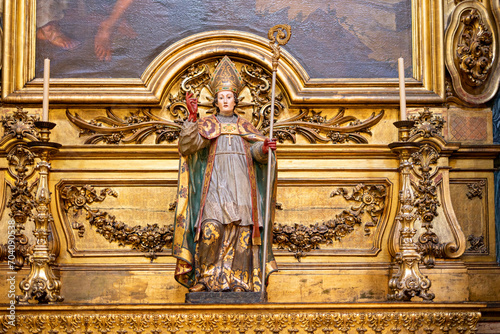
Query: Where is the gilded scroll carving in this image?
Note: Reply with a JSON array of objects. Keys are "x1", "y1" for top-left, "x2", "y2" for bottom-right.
[
  {"x1": 445, "y1": 1, "x2": 500, "y2": 104},
  {"x1": 456, "y1": 9, "x2": 493, "y2": 87},
  {"x1": 409, "y1": 108, "x2": 445, "y2": 140},
  {"x1": 271, "y1": 108, "x2": 384, "y2": 144},
  {"x1": 67, "y1": 60, "x2": 384, "y2": 145},
  {"x1": 1, "y1": 311, "x2": 481, "y2": 334},
  {"x1": 466, "y1": 180, "x2": 486, "y2": 199},
  {"x1": 331, "y1": 184, "x2": 387, "y2": 234},
  {"x1": 407, "y1": 109, "x2": 466, "y2": 264},
  {"x1": 0, "y1": 107, "x2": 40, "y2": 145},
  {"x1": 412, "y1": 144, "x2": 447, "y2": 268},
  {"x1": 390, "y1": 108, "x2": 466, "y2": 280},
  {"x1": 273, "y1": 183, "x2": 387, "y2": 260},
  {"x1": 60, "y1": 185, "x2": 174, "y2": 261},
  {"x1": 466, "y1": 234, "x2": 488, "y2": 253},
  {"x1": 59, "y1": 182, "x2": 386, "y2": 260},
  {"x1": 66, "y1": 108, "x2": 182, "y2": 144},
  {"x1": 0, "y1": 109, "x2": 40, "y2": 267},
  {"x1": 0, "y1": 144, "x2": 37, "y2": 270}
]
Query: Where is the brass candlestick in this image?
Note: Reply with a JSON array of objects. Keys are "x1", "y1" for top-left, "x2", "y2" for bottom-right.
[
  {"x1": 387, "y1": 120, "x2": 434, "y2": 301},
  {"x1": 17, "y1": 121, "x2": 63, "y2": 304}
]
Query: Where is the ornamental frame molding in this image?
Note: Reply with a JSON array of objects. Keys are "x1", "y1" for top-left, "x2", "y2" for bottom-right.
[
  {"x1": 2, "y1": 0, "x2": 445, "y2": 106},
  {"x1": 0, "y1": 304, "x2": 483, "y2": 334}
]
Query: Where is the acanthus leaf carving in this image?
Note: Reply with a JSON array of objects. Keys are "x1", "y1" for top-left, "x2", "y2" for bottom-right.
[
  {"x1": 405, "y1": 108, "x2": 466, "y2": 265},
  {"x1": 0, "y1": 107, "x2": 40, "y2": 145},
  {"x1": 409, "y1": 108, "x2": 445, "y2": 140},
  {"x1": 267, "y1": 108, "x2": 385, "y2": 144},
  {"x1": 456, "y1": 8, "x2": 493, "y2": 88},
  {"x1": 411, "y1": 144, "x2": 446, "y2": 268},
  {"x1": 3, "y1": 311, "x2": 482, "y2": 334},
  {"x1": 331, "y1": 183, "x2": 387, "y2": 235},
  {"x1": 445, "y1": 1, "x2": 500, "y2": 104},
  {"x1": 68, "y1": 59, "x2": 384, "y2": 145},
  {"x1": 66, "y1": 108, "x2": 182, "y2": 145}
]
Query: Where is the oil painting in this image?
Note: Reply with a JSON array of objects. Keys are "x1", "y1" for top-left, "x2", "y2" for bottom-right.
[{"x1": 35, "y1": 0, "x2": 411, "y2": 79}]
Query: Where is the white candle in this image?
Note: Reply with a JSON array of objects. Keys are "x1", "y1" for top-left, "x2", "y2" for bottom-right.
[
  {"x1": 398, "y1": 57, "x2": 406, "y2": 120},
  {"x1": 42, "y1": 58, "x2": 50, "y2": 122}
]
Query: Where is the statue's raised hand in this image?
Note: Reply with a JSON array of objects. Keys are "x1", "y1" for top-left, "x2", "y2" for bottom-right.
[{"x1": 185, "y1": 92, "x2": 198, "y2": 122}]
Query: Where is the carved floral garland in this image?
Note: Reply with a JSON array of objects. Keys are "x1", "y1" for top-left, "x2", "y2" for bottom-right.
[
  {"x1": 60, "y1": 183, "x2": 387, "y2": 261},
  {"x1": 61, "y1": 185, "x2": 174, "y2": 261},
  {"x1": 274, "y1": 184, "x2": 387, "y2": 260}
]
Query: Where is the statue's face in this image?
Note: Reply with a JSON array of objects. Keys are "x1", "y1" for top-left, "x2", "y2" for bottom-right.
[{"x1": 216, "y1": 90, "x2": 236, "y2": 116}]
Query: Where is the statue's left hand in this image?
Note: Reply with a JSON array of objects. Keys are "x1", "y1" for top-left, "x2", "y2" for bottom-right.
[{"x1": 263, "y1": 138, "x2": 277, "y2": 154}]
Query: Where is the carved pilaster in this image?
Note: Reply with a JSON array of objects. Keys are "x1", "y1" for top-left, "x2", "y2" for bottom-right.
[
  {"x1": 1, "y1": 108, "x2": 41, "y2": 270},
  {"x1": 409, "y1": 109, "x2": 466, "y2": 261},
  {"x1": 0, "y1": 145, "x2": 36, "y2": 270}
]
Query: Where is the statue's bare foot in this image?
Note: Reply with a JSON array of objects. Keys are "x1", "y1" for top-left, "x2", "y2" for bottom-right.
[
  {"x1": 233, "y1": 287, "x2": 245, "y2": 292},
  {"x1": 189, "y1": 283, "x2": 206, "y2": 292},
  {"x1": 37, "y1": 22, "x2": 80, "y2": 50}
]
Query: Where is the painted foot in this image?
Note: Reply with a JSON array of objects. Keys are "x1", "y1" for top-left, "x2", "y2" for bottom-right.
[{"x1": 37, "y1": 22, "x2": 80, "y2": 50}]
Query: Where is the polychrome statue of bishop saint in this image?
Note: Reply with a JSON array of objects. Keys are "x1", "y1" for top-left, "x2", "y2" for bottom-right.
[{"x1": 172, "y1": 56, "x2": 278, "y2": 293}]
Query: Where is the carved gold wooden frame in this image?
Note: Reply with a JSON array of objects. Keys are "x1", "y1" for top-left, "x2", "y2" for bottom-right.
[{"x1": 2, "y1": 0, "x2": 445, "y2": 107}]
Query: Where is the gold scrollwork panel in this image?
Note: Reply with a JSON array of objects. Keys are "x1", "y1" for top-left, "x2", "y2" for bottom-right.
[
  {"x1": 65, "y1": 57, "x2": 386, "y2": 147},
  {"x1": 445, "y1": 0, "x2": 500, "y2": 104},
  {"x1": 55, "y1": 180, "x2": 178, "y2": 260},
  {"x1": 273, "y1": 179, "x2": 392, "y2": 260},
  {"x1": 450, "y1": 178, "x2": 490, "y2": 255},
  {"x1": 54, "y1": 179, "x2": 393, "y2": 262}
]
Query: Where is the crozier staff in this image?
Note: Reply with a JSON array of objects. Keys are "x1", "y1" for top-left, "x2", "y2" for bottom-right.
[{"x1": 172, "y1": 56, "x2": 278, "y2": 293}]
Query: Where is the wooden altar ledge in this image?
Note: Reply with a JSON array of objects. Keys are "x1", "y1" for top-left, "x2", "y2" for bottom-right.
[{"x1": 0, "y1": 302, "x2": 485, "y2": 333}]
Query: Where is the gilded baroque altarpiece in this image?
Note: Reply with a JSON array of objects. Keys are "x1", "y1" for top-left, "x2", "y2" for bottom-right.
[{"x1": 0, "y1": 0, "x2": 499, "y2": 333}]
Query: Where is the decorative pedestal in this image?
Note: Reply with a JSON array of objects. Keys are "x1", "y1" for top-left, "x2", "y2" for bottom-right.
[
  {"x1": 186, "y1": 292, "x2": 265, "y2": 304},
  {"x1": 17, "y1": 121, "x2": 63, "y2": 304}
]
